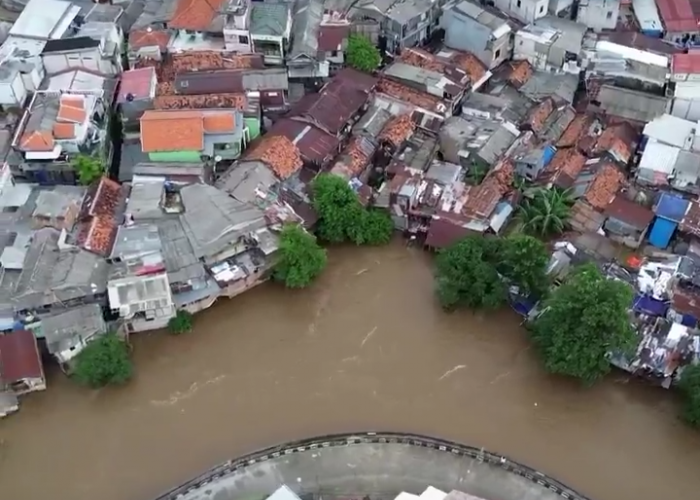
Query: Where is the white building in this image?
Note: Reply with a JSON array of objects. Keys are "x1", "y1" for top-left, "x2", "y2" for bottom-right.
[
  {"x1": 671, "y1": 51, "x2": 700, "y2": 121},
  {"x1": 108, "y1": 272, "x2": 175, "y2": 333},
  {"x1": 1, "y1": 0, "x2": 81, "y2": 56},
  {"x1": 492, "y1": 0, "x2": 549, "y2": 24},
  {"x1": 514, "y1": 17, "x2": 586, "y2": 73},
  {"x1": 576, "y1": 0, "x2": 620, "y2": 32},
  {"x1": 0, "y1": 47, "x2": 44, "y2": 107}
]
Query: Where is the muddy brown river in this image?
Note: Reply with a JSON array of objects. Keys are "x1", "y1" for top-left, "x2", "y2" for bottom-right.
[{"x1": 1, "y1": 242, "x2": 700, "y2": 500}]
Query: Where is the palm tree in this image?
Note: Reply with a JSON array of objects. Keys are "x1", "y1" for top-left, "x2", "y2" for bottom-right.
[{"x1": 518, "y1": 188, "x2": 573, "y2": 237}]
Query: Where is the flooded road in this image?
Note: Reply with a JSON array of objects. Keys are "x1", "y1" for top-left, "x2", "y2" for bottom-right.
[{"x1": 1, "y1": 242, "x2": 700, "y2": 500}]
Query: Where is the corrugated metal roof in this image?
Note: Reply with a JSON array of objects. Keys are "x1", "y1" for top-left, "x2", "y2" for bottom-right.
[
  {"x1": 639, "y1": 141, "x2": 680, "y2": 175},
  {"x1": 655, "y1": 192, "x2": 691, "y2": 222}
]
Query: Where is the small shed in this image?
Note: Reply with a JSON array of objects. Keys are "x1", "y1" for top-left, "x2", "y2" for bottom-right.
[
  {"x1": 604, "y1": 195, "x2": 654, "y2": 248},
  {"x1": 649, "y1": 193, "x2": 690, "y2": 248}
]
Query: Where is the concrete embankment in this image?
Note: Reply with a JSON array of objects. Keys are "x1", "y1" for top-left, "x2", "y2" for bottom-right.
[{"x1": 154, "y1": 433, "x2": 589, "y2": 500}]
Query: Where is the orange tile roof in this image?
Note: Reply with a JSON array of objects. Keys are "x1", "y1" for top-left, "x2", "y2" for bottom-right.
[
  {"x1": 449, "y1": 51, "x2": 487, "y2": 84},
  {"x1": 401, "y1": 47, "x2": 486, "y2": 85},
  {"x1": 524, "y1": 98, "x2": 555, "y2": 133},
  {"x1": 171, "y1": 51, "x2": 263, "y2": 73},
  {"x1": 57, "y1": 96, "x2": 87, "y2": 123},
  {"x1": 20, "y1": 131, "x2": 54, "y2": 152},
  {"x1": 377, "y1": 78, "x2": 443, "y2": 114},
  {"x1": 140, "y1": 110, "x2": 204, "y2": 153},
  {"x1": 379, "y1": 114, "x2": 415, "y2": 148},
  {"x1": 557, "y1": 114, "x2": 593, "y2": 148},
  {"x1": 129, "y1": 28, "x2": 172, "y2": 50},
  {"x1": 508, "y1": 60, "x2": 533, "y2": 88},
  {"x1": 203, "y1": 113, "x2": 235, "y2": 133},
  {"x1": 52, "y1": 122, "x2": 75, "y2": 140},
  {"x1": 333, "y1": 136, "x2": 374, "y2": 177},
  {"x1": 593, "y1": 122, "x2": 638, "y2": 163},
  {"x1": 168, "y1": 0, "x2": 226, "y2": 31},
  {"x1": 584, "y1": 163, "x2": 626, "y2": 210},
  {"x1": 545, "y1": 148, "x2": 587, "y2": 188},
  {"x1": 244, "y1": 134, "x2": 302, "y2": 179},
  {"x1": 462, "y1": 159, "x2": 513, "y2": 219}
]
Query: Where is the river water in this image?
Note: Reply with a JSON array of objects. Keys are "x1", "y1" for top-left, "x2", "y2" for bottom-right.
[{"x1": 1, "y1": 242, "x2": 699, "y2": 500}]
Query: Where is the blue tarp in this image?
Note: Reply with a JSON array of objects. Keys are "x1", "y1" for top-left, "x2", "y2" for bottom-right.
[
  {"x1": 510, "y1": 298, "x2": 537, "y2": 317},
  {"x1": 649, "y1": 217, "x2": 677, "y2": 248},
  {"x1": 542, "y1": 145, "x2": 556, "y2": 168},
  {"x1": 654, "y1": 193, "x2": 690, "y2": 223},
  {"x1": 633, "y1": 294, "x2": 669, "y2": 316},
  {"x1": 681, "y1": 314, "x2": 698, "y2": 328}
]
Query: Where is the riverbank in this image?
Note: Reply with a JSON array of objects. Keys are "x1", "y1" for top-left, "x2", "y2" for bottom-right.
[
  {"x1": 159, "y1": 433, "x2": 583, "y2": 500},
  {"x1": 0, "y1": 243, "x2": 699, "y2": 500}
]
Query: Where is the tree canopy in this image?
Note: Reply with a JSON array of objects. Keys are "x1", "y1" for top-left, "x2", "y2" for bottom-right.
[
  {"x1": 312, "y1": 173, "x2": 393, "y2": 245},
  {"x1": 434, "y1": 234, "x2": 550, "y2": 310},
  {"x1": 72, "y1": 154, "x2": 104, "y2": 185},
  {"x1": 346, "y1": 34, "x2": 381, "y2": 73},
  {"x1": 72, "y1": 334, "x2": 133, "y2": 388},
  {"x1": 530, "y1": 263, "x2": 637, "y2": 385},
  {"x1": 168, "y1": 310, "x2": 194, "y2": 335},
  {"x1": 679, "y1": 363, "x2": 700, "y2": 427},
  {"x1": 518, "y1": 188, "x2": 573, "y2": 237},
  {"x1": 273, "y1": 224, "x2": 328, "y2": 288}
]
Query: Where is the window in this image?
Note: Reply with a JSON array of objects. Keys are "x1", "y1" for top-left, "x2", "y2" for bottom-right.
[
  {"x1": 214, "y1": 143, "x2": 230, "y2": 151},
  {"x1": 539, "y1": 5, "x2": 544, "y2": 13},
  {"x1": 494, "y1": 48, "x2": 501, "y2": 59},
  {"x1": 517, "y1": 0, "x2": 521, "y2": 7},
  {"x1": 239, "y1": 35, "x2": 249, "y2": 44},
  {"x1": 606, "y1": 11, "x2": 613, "y2": 19}
]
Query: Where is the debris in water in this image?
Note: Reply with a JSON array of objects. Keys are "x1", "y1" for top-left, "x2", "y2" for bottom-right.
[
  {"x1": 439, "y1": 364, "x2": 466, "y2": 381},
  {"x1": 361, "y1": 327, "x2": 377, "y2": 347}
]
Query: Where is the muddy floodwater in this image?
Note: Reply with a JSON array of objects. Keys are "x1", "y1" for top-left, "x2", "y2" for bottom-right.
[{"x1": 1, "y1": 242, "x2": 700, "y2": 500}]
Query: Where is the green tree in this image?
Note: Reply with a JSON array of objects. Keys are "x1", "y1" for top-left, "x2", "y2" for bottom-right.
[
  {"x1": 168, "y1": 310, "x2": 194, "y2": 335},
  {"x1": 518, "y1": 188, "x2": 573, "y2": 237},
  {"x1": 466, "y1": 161, "x2": 488, "y2": 185},
  {"x1": 73, "y1": 334, "x2": 133, "y2": 388},
  {"x1": 311, "y1": 173, "x2": 392, "y2": 246},
  {"x1": 496, "y1": 234, "x2": 550, "y2": 299},
  {"x1": 435, "y1": 236, "x2": 506, "y2": 310},
  {"x1": 679, "y1": 363, "x2": 700, "y2": 427},
  {"x1": 72, "y1": 154, "x2": 104, "y2": 185},
  {"x1": 346, "y1": 34, "x2": 381, "y2": 73},
  {"x1": 531, "y1": 263, "x2": 636, "y2": 385},
  {"x1": 273, "y1": 224, "x2": 328, "y2": 288}
]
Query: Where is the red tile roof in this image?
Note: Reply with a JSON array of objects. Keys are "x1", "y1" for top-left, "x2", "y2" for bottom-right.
[
  {"x1": 203, "y1": 113, "x2": 235, "y2": 133},
  {"x1": 379, "y1": 113, "x2": 415, "y2": 148},
  {"x1": 118, "y1": 67, "x2": 155, "y2": 103},
  {"x1": 584, "y1": 163, "x2": 625, "y2": 210},
  {"x1": 57, "y1": 96, "x2": 87, "y2": 123},
  {"x1": 462, "y1": 160, "x2": 513, "y2": 219},
  {"x1": 77, "y1": 177, "x2": 123, "y2": 256},
  {"x1": 52, "y1": 122, "x2": 75, "y2": 140},
  {"x1": 129, "y1": 28, "x2": 172, "y2": 50},
  {"x1": 168, "y1": 0, "x2": 226, "y2": 31},
  {"x1": 318, "y1": 25, "x2": 350, "y2": 51},
  {"x1": 507, "y1": 60, "x2": 533, "y2": 88},
  {"x1": 0, "y1": 330, "x2": 44, "y2": 383},
  {"x1": 140, "y1": 110, "x2": 205, "y2": 152},
  {"x1": 19, "y1": 131, "x2": 54, "y2": 152},
  {"x1": 154, "y1": 92, "x2": 247, "y2": 111},
  {"x1": 656, "y1": 0, "x2": 698, "y2": 33},
  {"x1": 377, "y1": 78, "x2": 444, "y2": 114},
  {"x1": 244, "y1": 134, "x2": 302, "y2": 179},
  {"x1": 546, "y1": 148, "x2": 587, "y2": 188},
  {"x1": 524, "y1": 98, "x2": 555, "y2": 134},
  {"x1": 331, "y1": 136, "x2": 375, "y2": 178},
  {"x1": 605, "y1": 194, "x2": 653, "y2": 229},
  {"x1": 673, "y1": 50, "x2": 700, "y2": 74},
  {"x1": 593, "y1": 122, "x2": 638, "y2": 163},
  {"x1": 557, "y1": 114, "x2": 594, "y2": 148}
]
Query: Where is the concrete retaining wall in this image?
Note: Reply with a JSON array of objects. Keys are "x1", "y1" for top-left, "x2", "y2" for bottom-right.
[{"x1": 151, "y1": 432, "x2": 592, "y2": 500}]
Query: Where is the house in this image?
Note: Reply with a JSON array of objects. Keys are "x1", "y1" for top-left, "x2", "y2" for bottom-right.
[
  {"x1": 39, "y1": 303, "x2": 107, "y2": 372},
  {"x1": 439, "y1": 115, "x2": 518, "y2": 169},
  {"x1": 163, "y1": 0, "x2": 229, "y2": 51},
  {"x1": 586, "y1": 40, "x2": 670, "y2": 91},
  {"x1": 287, "y1": 68, "x2": 376, "y2": 138},
  {"x1": 649, "y1": 192, "x2": 691, "y2": 249},
  {"x1": 0, "y1": 0, "x2": 81, "y2": 56},
  {"x1": 631, "y1": 0, "x2": 664, "y2": 37},
  {"x1": 108, "y1": 271, "x2": 175, "y2": 333},
  {"x1": 587, "y1": 83, "x2": 668, "y2": 124},
  {"x1": 0, "y1": 329, "x2": 45, "y2": 400},
  {"x1": 331, "y1": 135, "x2": 379, "y2": 182},
  {"x1": 11, "y1": 70, "x2": 115, "y2": 185},
  {"x1": 575, "y1": 0, "x2": 620, "y2": 32},
  {"x1": 118, "y1": 67, "x2": 157, "y2": 137},
  {"x1": 140, "y1": 109, "x2": 249, "y2": 164},
  {"x1": 671, "y1": 51, "x2": 700, "y2": 121},
  {"x1": 354, "y1": 0, "x2": 439, "y2": 54},
  {"x1": 518, "y1": 70, "x2": 578, "y2": 105},
  {"x1": 222, "y1": 0, "x2": 254, "y2": 53},
  {"x1": 440, "y1": 0, "x2": 513, "y2": 69},
  {"x1": 173, "y1": 68, "x2": 289, "y2": 114},
  {"x1": 569, "y1": 160, "x2": 625, "y2": 233},
  {"x1": 0, "y1": 47, "x2": 44, "y2": 108},
  {"x1": 603, "y1": 194, "x2": 653, "y2": 248},
  {"x1": 127, "y1": 27, "x2": 172, "y2": 67},
  {"x1": 249, "y1": 2, "x2": 291, "y2": 66},
  {"x1": 656, "y1": 0, "x2": 700, "y2": 45},
  {"x1": 69, "y1": 176, "x2": 127, "y2": 257},
  {"x1": 40, "y1": 7, "x2": 124, "y2": 77},
  {"x1": 492, "y1": 0, "x2": 549, "y2": 23},
  {"x1": 287, "y1": 0, "x2": 325, "y2": 80},
  {"x1": 319, "y1": 13, "x2": 351, "y2": 75},
  {"x1": 400, "y1": 47, "x2": 492, "y2": 93},
  {"x1": 269, "y1": 118, "x2": 339, "y2": 169},
  {"x1": 514, "y1": 16, "x2": 586, "y2": 73}
]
